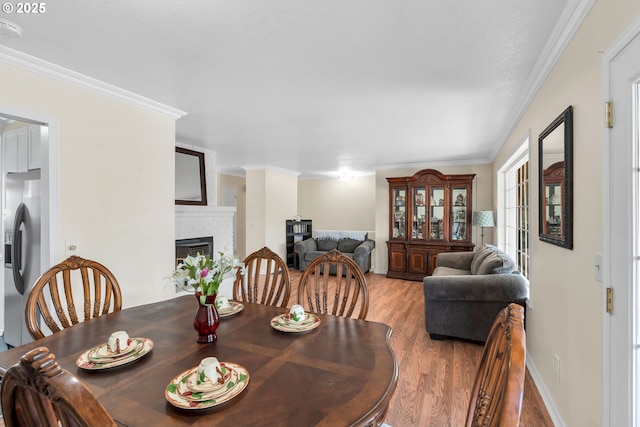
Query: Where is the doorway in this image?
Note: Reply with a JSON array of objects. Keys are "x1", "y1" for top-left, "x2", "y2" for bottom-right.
[{"x1": 0, "y1": 113, "x2": 51, "y2": 346}]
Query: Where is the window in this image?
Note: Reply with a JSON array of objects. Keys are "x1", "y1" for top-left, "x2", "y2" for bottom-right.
[{"x1": 498, "y1": 137, "x2": 530, "y2": 280}]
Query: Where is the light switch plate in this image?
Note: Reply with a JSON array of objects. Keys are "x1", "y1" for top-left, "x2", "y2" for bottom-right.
[{"x1": 595, "y1": 252, "x2": 603, "y2": 283}]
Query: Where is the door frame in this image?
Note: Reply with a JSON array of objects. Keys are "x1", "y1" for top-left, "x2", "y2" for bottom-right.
[
  {"x1": 0, "y1": 105, "x2": 59, "y2": 282},
  {"x1": 602, "y1": 15, "x2": 640, "y2": 427}
]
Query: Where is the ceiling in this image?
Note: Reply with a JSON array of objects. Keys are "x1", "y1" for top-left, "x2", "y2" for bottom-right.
[{"x1": 0, "y1": 0, "x2": 569, "y2": 178}]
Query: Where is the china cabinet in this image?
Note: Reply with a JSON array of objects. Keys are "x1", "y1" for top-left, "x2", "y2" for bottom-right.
[
  {"x1": 542, "y1": 161, "x2": 564, "y2": 238},
  {"x1": 386, "y1": 169, "x2": 475, "y2": 280}
]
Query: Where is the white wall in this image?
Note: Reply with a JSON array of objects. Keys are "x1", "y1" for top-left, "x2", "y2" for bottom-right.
[
  {"x1": 492, "y1": 1, "x2": 640, "y2": 425},
  {"x1": 0, "y1": 59, "x2": 179, "y2": 308}
]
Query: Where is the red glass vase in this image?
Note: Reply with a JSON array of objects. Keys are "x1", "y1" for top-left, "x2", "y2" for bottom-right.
[{"x1": 193, "y1": 292, "x2": 220, "y2": 343}]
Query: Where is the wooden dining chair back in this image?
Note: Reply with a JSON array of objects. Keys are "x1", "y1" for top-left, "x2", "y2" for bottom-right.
[
  {"x1": 297, "y1": 249, "x2": 369, "y2": 320},
  {"x1": 466, "y1": 303, "x2": 526, "y2": 427},
  {"x1": 25, "y1": 256, "x2": 123, "y2": 340},
  {"x1": 0, "y1": 346, "x2": 116, "y2": 427},
  {"x1": 233, "y1": 246, "x2": 290, "y2": 308}
]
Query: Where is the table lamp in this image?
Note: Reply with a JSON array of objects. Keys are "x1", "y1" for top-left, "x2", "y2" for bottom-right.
[{"x1": 472, "y1": 211, "x2": 495, "y2": 245}]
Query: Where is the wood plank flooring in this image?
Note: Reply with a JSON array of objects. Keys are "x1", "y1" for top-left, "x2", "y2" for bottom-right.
[{"x1": 288, "y1": 269, "x2": 554, "y2": 427}]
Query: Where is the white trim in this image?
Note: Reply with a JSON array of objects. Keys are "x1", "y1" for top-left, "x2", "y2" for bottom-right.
[
  {"x1": 601, "y1": 15, "x2": 640, "y2": 427},
  {"x1": 0, "y1": 46, "x2": 187, "y2": 120},
  {"x1": 489, "y1": 0, "x2": 596, "y2": 161},
  {"x1": 526, "y1": 356, "x2": 566, "y2": 427},
  {"x1": 241, "y1": 165, "x2": 301, "y2": 176}
]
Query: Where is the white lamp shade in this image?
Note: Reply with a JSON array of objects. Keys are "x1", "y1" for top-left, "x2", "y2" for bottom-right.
[{"x1": 472, "y1": 211, "x2": 495, "y2": 227}]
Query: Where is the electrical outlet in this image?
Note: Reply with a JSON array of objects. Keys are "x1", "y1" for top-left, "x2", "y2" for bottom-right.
[
  {"x1": 65, "y1": 240, "x2": 79, "y2": 257},
  {"x1": 553, "y1": 354, "x2": 560, "y2": 380}
]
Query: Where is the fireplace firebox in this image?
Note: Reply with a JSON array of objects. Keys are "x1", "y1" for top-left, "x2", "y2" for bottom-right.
[{"x1": 175, "y1": 236, "x2": 214, "y2": 265}]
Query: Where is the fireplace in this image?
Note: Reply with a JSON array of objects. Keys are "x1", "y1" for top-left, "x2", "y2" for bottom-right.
[{"x1": 175, "y1": 236, "x2": 214, "y2": 265}]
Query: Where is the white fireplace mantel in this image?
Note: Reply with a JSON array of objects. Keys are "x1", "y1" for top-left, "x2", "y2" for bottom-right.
[{"x1": 175, "y1": 205, "x2": 236, "y2": 254}]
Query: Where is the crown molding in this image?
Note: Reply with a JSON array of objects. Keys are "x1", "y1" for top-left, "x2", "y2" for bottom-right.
[
  {"x1": 0, "y1": 45, "x2": 187, "y2": 120},
  {"x1": 489, "y1": 0, "x2": 596, "y2": 161}
]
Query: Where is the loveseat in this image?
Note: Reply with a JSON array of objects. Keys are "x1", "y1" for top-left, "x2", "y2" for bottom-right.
[
  {"x1": 423, "y1": 244, "x2": 529, "y2": 342},
  {"x1": 294, "y1": 230, "x2": 375, "y2": 273}
]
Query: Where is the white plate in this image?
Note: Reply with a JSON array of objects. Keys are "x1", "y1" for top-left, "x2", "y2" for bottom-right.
[
  {"x1": 270, "y1": 312, "x2": 321, "y2": 333},
  {"x1": 218, "y1": 301, "x2": 244, "y2": 317},
  {"x1": 165, "y1": 362, "x2": 249, "y2": 409},
  {"x1": 76, "y1": 338, "x2": 153, "y2": 370}
]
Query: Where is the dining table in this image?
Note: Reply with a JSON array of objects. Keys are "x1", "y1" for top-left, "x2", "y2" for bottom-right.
[{"x1": 0, "y1": 295, "x2": 398, "y2": 426}]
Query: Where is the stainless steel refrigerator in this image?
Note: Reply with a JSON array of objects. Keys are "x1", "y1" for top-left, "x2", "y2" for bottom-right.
[{"x1": 4, "y1": 170, "x2": 41, "y2": 347}]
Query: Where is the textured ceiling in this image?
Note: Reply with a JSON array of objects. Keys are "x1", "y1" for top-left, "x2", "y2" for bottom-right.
[{"x1": 0, "y1": 0, "x2": 569, "y2": 178}]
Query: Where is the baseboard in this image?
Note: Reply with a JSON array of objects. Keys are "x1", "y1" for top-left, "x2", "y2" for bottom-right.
[{"x1": 526, "y1": 355, "x2": 566, "y2": 426}]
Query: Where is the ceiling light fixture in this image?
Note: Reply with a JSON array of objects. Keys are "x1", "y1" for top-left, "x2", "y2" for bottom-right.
[
  {"x1": 0, "y1": 19, "x2": 22, "y2": 38},
  {"x1": 338, "y1": 172, "x2": 353, "y2": 182}
]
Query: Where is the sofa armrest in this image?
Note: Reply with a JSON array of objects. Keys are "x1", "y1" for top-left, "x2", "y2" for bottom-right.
[
  {"x1": 294, "y1": 238, "x2": 317, "y2": 257},
  {"x1": 435, "y1": 251, "x2": 475, "y2": 271},
  {"x1": 423, "y1": 273, "x2": 529, "y2": 302},
  {"x1": 353, "y1": 239, "x2": 375, "y2": 256}
]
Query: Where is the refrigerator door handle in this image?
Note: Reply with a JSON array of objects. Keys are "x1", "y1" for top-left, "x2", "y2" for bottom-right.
[{"x1": 12, "y1": 202, "x2": 26, "y2": 295}]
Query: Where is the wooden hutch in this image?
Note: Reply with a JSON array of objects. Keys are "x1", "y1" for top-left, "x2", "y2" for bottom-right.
[
  {"x1": 542, "y1": 161, "x2": 564, "y2": 238},
  {"x1": 386, "y1": 169, "x2": 475, "y2": 280}
]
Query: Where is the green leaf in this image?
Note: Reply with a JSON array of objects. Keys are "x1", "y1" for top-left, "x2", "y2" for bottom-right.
[
  {"x1": 239, "y1": 374, "x2": 248, "y2": 382},
  {"x1": 167, "y1": 384, "x2": 178, "y2": 393},
  {"x1": 227, "y1": 381, "x2": 235, "y2": 389},
  {"x1": 191, "y1": 392, "x2": 203, "y2": 399}
]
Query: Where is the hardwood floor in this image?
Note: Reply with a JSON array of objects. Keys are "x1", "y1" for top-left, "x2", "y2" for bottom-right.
[{"x1": 288, "y1": 269, "x2": 554, "y2": 427}]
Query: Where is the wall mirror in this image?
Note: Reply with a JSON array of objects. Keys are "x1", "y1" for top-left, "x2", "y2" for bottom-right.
[
  {"x1": 538, "y1": 106, "x2": 573, "y2": 249},
  {"x1": 175, "y1": 147, "x2": 208, "y2": 206}
]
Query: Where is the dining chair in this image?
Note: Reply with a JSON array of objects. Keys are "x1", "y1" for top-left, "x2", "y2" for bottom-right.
[
  {"x1": 25, "y1": 255, "x2": 123, "y2": 340},
  {"x1": 233, "y1": 246, "x2": 290, "y2": 308},
  {"x1": 466, "y1": 303, "x2": 526, "y2": 427},
  {"x1": 0, "y1": 346, "x2": 116, "y2": 427},
  {"x1": 297, "y1": 249, "x2": 369, "y2": 320}
]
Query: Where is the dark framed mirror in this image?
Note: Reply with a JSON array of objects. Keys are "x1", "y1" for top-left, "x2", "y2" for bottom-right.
[
  {"x1": 175, "y1": 147, "x2": 208, "y2": 206},
  {"x1": 539, "y1": 106, "x2": 573, "y2": 249}
]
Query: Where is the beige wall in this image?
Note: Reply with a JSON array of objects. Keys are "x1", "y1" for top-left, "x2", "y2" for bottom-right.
[
  {"x1": 245, "y1": 168, "x2": 297, "y2": 260},
  {"x1": 493, "y1": 1, "x2": 640, "y2": 425},
  {"x1": 374, "y1": 164, "x2": 493, "y2": 274},
  {"x1": 0, "y1": 60, "x2": 178, "y2": 308},
  {"x1": 217, "y1": 174, "x2": 247, "y2": 259},
  {"x1": 297, "y1": 175, "x2": 376, "y2": 232}
]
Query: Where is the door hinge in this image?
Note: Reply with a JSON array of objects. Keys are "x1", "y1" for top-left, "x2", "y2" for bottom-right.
[
  {"x1": 606, "y1": 287, "x2": 614, "y2": 314},
  {"x1": 605, "y1": 101, "x2": 613, "y2": 128}
]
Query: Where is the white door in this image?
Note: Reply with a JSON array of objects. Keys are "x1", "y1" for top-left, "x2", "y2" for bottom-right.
[{"x1": 603, "y1": 19, "x2": 640, "y2": 427}]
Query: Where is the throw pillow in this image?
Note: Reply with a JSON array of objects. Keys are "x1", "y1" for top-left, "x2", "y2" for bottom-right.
[
  {"x1": 316, "y1": 239, "x2": 338, "y2": 251},
  {"x1": 338, "y1": 238, "x2": 362, "y2": 253},
  {"x1": 476, "y1": 252, "x2": 504, "y2": 275},
  {"x1": 470, "y1": 244, "x2": 494, "y2": 274}
]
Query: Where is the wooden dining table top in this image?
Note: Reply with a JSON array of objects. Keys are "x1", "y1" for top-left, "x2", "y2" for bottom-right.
[{"x1": 0, "y1": 295, "x2": 398, "y2": 427}]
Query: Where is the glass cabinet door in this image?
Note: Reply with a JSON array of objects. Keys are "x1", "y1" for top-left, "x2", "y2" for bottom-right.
[
  {"x1": 413, "y1": 187, "x2": 427, "y2": 239},
  {"x1": 392, "y1": 188, "x2": 406, "y2": 238},
  {"x1": 451, "y1": 186, "x2": 468, "y2": 240},
  {"x1": 429, "y1": 187, "x2": 445, "y2": 239}
]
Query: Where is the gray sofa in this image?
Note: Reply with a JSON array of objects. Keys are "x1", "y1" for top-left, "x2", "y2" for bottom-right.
[
  {"x1": 423, "y1": 244, "x2": 529, "y2": 342},
  {"x1": 294, "y1": 230, "x2": 375, "y2": 272}
]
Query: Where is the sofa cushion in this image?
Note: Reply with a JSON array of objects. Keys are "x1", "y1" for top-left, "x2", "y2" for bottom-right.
[
  {"x1": 432, "y1": 266, "x2": 472, "y2": 276},
  {"x1": 316, "y1": 239, "x2": 338, "y2": 251},
  {"x1": 470, "y1": 244, "x2": 494, "y2": 275},
  {"x1": 337, "y1": 238, "x2": 362, "y2": 253},
  {"x1": 476, "y1": 251, "x2": 516, "y2": 275}
]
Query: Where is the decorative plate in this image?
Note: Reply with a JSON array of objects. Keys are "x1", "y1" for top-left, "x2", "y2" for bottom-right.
[
  {"x1": 218, "y1": 301, "x2": 244, "y2": 318},
  {"x1": 89, "y1": 339, "x2": 143, "y2": 362},
  {"x1": 165, "y1": 362, "x2": 249, "y2": 409},
  {"x1": 270, "y1": 313, "x2": 321, "y2": 333},
  {"x1": 76, "y1": 338, "x2": 153, "y2": 370}
]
